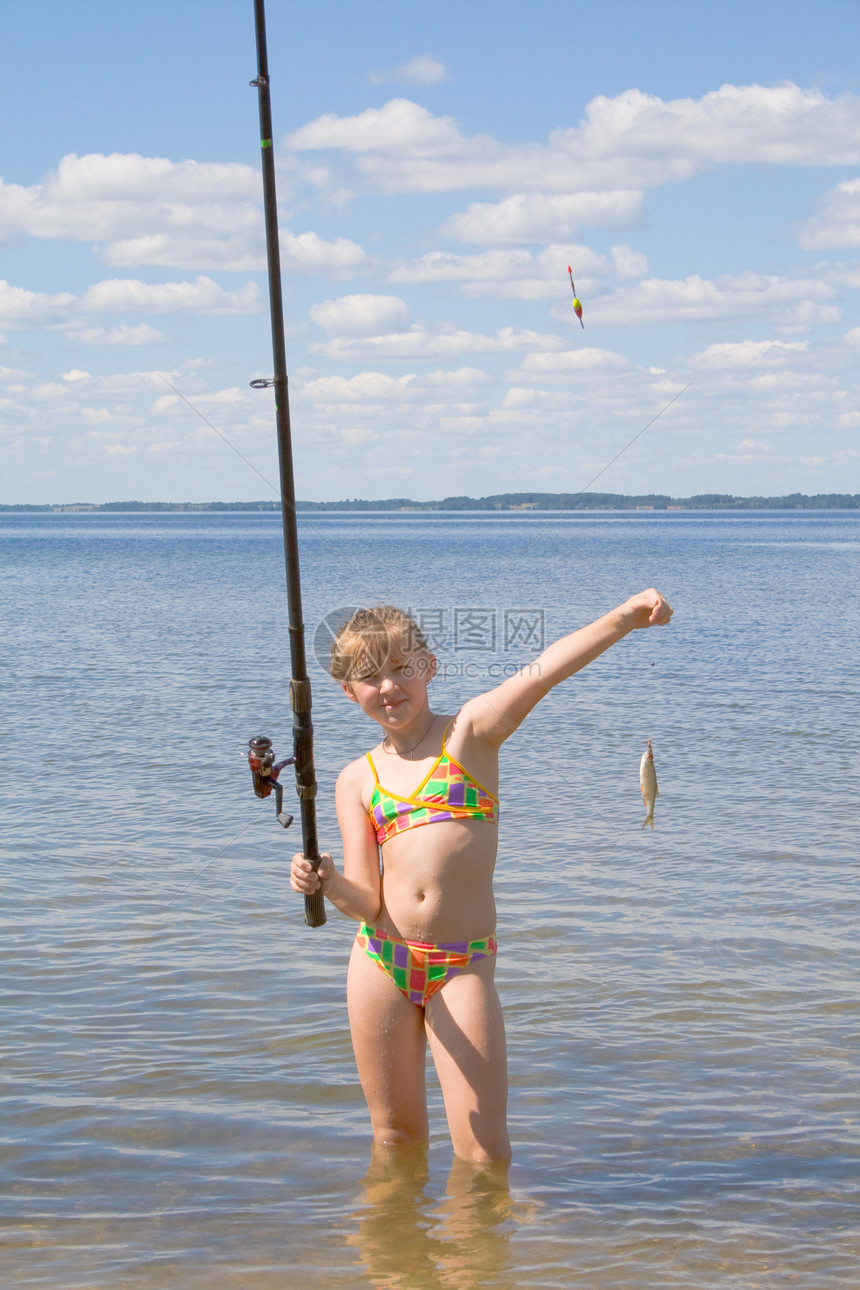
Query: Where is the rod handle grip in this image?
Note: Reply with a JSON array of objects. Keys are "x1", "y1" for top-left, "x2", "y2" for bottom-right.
[{"x1": 304, "y1": 889, "x2": 326, "y2": 927}]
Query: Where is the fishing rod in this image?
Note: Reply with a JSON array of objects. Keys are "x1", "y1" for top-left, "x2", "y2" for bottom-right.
[{"x1": 246, "y1": 0, "x2": 325, "y2": 927}]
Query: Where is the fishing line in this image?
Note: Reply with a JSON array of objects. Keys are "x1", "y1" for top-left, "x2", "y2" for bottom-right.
[
  {"x1": 161, "y1": 811, "x2": 261, "y2": 911},
  {"x1": 550, "y1": 762, "x2": 695, "y2": 911},
  {"x1": 161, "y1": 367, "x2": 694, "y2": 613},
  {"x1": 528, "y1": 743, "x2": 696, "y2": 913},
  {"x1": 161, "y1": 375, "x2": 368, "y2": 583},
  {"x1": 482, "y1": 378, "x2": 695, "y2": 907},
  {"x1": 161, "y1": 333, "x2": 692, "y2": 913},
  {"x1": 162, "y1": 376, "x2": 281, "y2": 497},
  {"x1": 155, "y1": 374, "x2": 406, "y2": 908},
  {"x1": 476, "y1": 688, "x2": 695, "y2": 910},
  {"x1": 497, "y1": 376, "x2": 696, "y2": 578}
]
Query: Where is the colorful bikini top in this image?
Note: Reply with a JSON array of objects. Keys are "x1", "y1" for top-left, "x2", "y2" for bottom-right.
[{"x1": 366, "y1": 726, "x2": 499, "y2": 846}]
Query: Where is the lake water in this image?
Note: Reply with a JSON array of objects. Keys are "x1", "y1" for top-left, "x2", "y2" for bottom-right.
[{"x1": 1, "y1": 509, "x2": 858, "y2": 1288}]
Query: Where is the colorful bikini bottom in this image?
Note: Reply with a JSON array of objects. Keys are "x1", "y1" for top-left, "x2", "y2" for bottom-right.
[{"x1": 356, "y1": 922, "x2": 498, "y2": 1008}]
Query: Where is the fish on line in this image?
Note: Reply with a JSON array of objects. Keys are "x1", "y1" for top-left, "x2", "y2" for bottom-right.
[{"x1": 640, "y1": 738, "x2": 658, "y2": 828}]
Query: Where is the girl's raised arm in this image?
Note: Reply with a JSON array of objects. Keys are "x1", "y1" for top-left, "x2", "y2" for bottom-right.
[{"x1": 463, "y1": 588, "x2": 672, "y2": 747}]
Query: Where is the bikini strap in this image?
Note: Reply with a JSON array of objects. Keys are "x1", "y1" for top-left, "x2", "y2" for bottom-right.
[{"x1": 365, "y1": 751, "x2": 380, "y2": 783}]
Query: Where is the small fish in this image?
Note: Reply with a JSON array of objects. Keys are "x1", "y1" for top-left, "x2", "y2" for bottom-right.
[{"x1": 639, "y1": 739, "x2": 658, "y2": 829}]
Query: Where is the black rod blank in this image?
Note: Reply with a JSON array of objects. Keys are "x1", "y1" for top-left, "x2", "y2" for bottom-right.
[{"x1": 251, "y1": 0, "x2": 325, "y2": 927}]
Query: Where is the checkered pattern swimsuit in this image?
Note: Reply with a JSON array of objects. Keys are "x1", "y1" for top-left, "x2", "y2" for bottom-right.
[
  {"x1": 366, "y1": 729, "x2": 499, "y2": 846},
  {"x1": 359, "y1": 726, "x2": 500, "y2": 1005},
  {"x1": 356, "y1": 923, "x2": 498, "y2": 1007}
]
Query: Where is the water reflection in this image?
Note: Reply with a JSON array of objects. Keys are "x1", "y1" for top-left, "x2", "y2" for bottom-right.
[
  {"x1": 3, "y1": 511, "x2": 859, "y2": 1288},
  {"x1": 347, "y1": 1144, "x2": 517, "y2": 1289}
]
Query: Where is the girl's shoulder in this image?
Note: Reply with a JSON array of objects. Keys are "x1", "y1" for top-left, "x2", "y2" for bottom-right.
[
  {"x1": 338, "y1": 748, "x2": 377, "y2": 781},
  {"x1": 336, "y1": 748, "x2": 379, "y2": 804}
]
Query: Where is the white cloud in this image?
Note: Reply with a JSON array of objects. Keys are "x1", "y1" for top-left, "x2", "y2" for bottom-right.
[
  {"x1": 301, "y1": 367, "x2": 491, "y2": 404},
  {"x1": 287, "y1": 84, "x2": 860, "y2": 200},
  {"x1": 0, "y1": 153, "x2": 260, "y2": 258},
  {"x1": 0, "y1": 275, "x2": 261, "y2": 337},
  {"x1": 513, "y1": 348, "x2": 630, "y2": 378},
  {"x1": 369, "y1": 56, "x2": 448, "y2": 86},
  {"x1": 5, "y1": 55, "x2": 860, "y2": 504},
  {"x1": 100, "y1": 226, "x2": 368, "y2": 275},
  {"x1": 611, "y1": 244, "x2": 650, "y2": 280},
  {"x1": 386, "y1": 245, "x2": 611, "y2": 300},
  {"x1": 388, "y1": 248, "x2": 541, "y2": 285},
  {"x1": 288, "y1": 98, "x2": 461, "y2": 158},
  {"x1": 575, "y1": 82, "x2": 860, "y2": 169},
  {"x1": 152, "y1": 386, "x2": 251, "y2": 415},
  {"x1": 98, "y1": 370, "x2": 183, "y2": 394},
  {"x1": 101, "y1": 234, "x2": 264, "y2": 272},
  {"x1": 303, "y1": 372, "x2": 416, "y2": 401},
  {"x1": 440, "y1": 191, "x2": 643, "y2": 244},
  {"x1": 188, "y1": 386, "x2": 248, "y2": 406},
  {"x1": 580, "y1": 271, "x2": 840, "y2": 328},
  {"x1": 823, "y1": 260, "x2": 860, "y2": 291},
  {"x1": 421, "y1": 367, "x2": 491, "y2": 388},
  {"x1": 0, "y1": 151, "x2": 368, "y2": 275},
  {"x1": 78, "y1": 276, "x2": 261, "y2": 316},
  {"x1": 309, "y1": 324, "x2": 568, "y2": 362},
  {"x1": 280, "y1": 230, "x2": 370, "y2": 273},
  {"x1": 70, "y1": 324, "x2": 167, "y2": 346},
  {"x1": 0, "y1": 280, "x2": 75, "y2": 327},
  {"x1": 310, "y1": 293, "x2": 411, "y2": 336},
  {"x1": 797, "y1": 178, "x2": 860, "y2": 250},
  {"x1": 698, "y1": 340, "x2": 808, "y2": 368}
]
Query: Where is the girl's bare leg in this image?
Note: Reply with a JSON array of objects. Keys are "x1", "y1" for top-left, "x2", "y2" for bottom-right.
[
  {"x1": 424, "y1": 957, "x2": 511, "y2": 1163},
  {"x1": 347, "y1": 937, "x2": 430, "y2": 1145}
]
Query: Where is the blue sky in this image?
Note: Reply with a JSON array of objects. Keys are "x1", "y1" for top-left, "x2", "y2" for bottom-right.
[{"x1": 2, "y1": 0, "x2": 860, "y2": 503}]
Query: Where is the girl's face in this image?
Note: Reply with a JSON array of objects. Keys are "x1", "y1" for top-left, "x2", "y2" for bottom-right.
[{"x1": 344, "y1": 643, "x2": 436, "y2": 729}]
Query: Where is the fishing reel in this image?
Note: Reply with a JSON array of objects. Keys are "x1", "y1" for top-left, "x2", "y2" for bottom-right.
[{"x1": 245, "y1": 735, "x2": 295, "y2": 829}]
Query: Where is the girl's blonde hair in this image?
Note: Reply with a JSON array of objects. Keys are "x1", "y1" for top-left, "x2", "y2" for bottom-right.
[{"x1": 329, "y1": 606, "x2": 430, "y2": 683}]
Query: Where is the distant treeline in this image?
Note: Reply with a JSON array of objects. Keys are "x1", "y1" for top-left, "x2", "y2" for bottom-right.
[
  {"x1": 292, "y1": 492, "x2": 860, "y2": 512},
  {"x1": 3, "y1": 492, "x2": 860, "y2": 513}
]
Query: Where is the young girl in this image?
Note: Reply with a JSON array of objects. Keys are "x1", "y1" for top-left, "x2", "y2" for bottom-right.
[{"x1": 290, "y1": 589, "x2": 673, "y2": 1163}]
